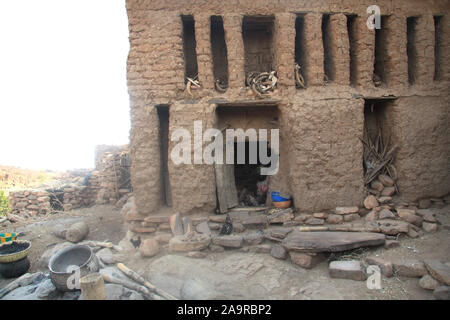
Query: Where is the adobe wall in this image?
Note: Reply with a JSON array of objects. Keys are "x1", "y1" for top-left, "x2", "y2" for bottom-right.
[{"x1": 126, "y1": 0, "x2": 450, "y2": 216}]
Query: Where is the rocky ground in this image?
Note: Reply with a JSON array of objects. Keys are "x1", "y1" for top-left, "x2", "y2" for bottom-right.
[{"x1": 0, "y1": 203, "x2": 449, "y2": 300}]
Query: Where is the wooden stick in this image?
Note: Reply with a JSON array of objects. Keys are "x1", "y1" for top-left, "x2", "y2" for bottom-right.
[
  {"x1": 116, "y1": 263, "x2": 178, "y2": 300},
  {"x1": 102, "y1": 274, "x2": 162, "y2": 300}
]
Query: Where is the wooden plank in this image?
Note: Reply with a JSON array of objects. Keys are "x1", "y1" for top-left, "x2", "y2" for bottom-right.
[{"x1": 282, "y1": 231, "x2": 385, "y2": 253}]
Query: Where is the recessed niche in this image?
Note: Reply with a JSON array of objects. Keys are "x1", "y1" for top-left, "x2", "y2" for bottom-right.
[
  {"x1": 434, "y1": 15, "x2": 443, "y2": 81},
  {"x1": 407, "y1": 17, "x2": 418, "y2": 85},
  {"x1": 347, "y1": 15, "x2": 357, "y2": 86},
  {"x1": 322, "y1": 14, "x2": 335, "y2": 82},
  {"x1": 242, "y1": 16, "x2": 275, "y2": 79},
  {"x1": 373, "y1": 16, "x2": 389, "y2": 86},
  {"x1": 181, "y1": 15, "x2": 199, "y2": 83},
  {"x1": 210, "y1": 16, "x2": 229, "y2": 89},
  {"x1": 156, "y1": 105, "x2": 172, "y2": 207},
  {"x1": 295, "y1": 15, "x2": 307, "y2": 88}
]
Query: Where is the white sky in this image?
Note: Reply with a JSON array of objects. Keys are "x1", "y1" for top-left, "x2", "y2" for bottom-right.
[{"x1": 0, "y1": 0, "x2": 130, "y2": 171}]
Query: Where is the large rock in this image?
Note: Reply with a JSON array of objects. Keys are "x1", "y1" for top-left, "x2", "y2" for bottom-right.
[
  {"x1": 282, "y1": 231, "x2": 385, "y2": 253},
  {"x1": 212, "y1": 235, "x2": 243, "y2": 248},
  {"x1": 424, "y1": 260, "x2": 450, "y2": 285},
  {"x1": 365, "y1": 257, "x2": 393, "y2": 277},
  {"x1": 268, "y1": 227, "x2": 293, "y2": 239},
  {"x1": 241, "y1": 215, "x2": 268, "y2": 228},
  {"x1": 365, "y1": 210, "x2": 378, "y2": 221},
  {"x1": 393, "y1": 260, "x2": 428, "y2": 278},
  {"x1": 243, "y1": 232, "x2": 264, "y2": 245},
  {"x1": 419, "y1": 275, "x2": 440, "y2": 290},
  {"x1": 433, "y1": 286, "x2": 450, "y2": 300},
  {"x1": 422, "y1": 222, "x2": 438, "y2": 233},
  {"x1": 329, "y1": 261, "x2": 366, "y2": 281},
  {"x1": 377, "y1": 219, "x2": 409, "y2": 235},
  {"x1": 169, "y1": 233, "x2": 211, "y2": 252},
  {"x1": 270, "y1": 245, "x2": 287, "y2": 260},
  {"x1": 335, "y1": 207, "x2": 359, "y2": 215},
  {"x1": 290, "y1": 252, "x2": 325, "y2": 269},
  {"x1": 364, "y1": 195, "x2": 379, "y2": 209},
  {"x1": 139, "y1": 239, "x2": 160, "y2": 257}
]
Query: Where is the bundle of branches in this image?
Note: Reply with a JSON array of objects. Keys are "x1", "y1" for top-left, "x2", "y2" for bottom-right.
[
  {"x1": 359, "y1": 122, "x2": 399, "y2": 194},
  {"x1": 246, "y1": 71, "x2": 277, "y2": 98},
  {"x1": 185, "y1": 76, "x2": 201, "y2": 96},
  {"x1": 294, "y1": 63, "x2": 305, "y2": 89}
]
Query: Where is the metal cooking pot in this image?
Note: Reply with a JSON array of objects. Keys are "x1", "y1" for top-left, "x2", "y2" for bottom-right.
[{"x1": 48, "y1": 244, "x2": 99, "y2": 292}]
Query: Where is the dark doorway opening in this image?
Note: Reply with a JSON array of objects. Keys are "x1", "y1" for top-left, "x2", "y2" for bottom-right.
[
  {"x1": 434, "y1": 16, "x2": 443, "y2": 81},
  {"x1": 157, "y1": 105, "x2": 172, "y2": 207},
  {"x1": 295, "y1": 15, "x2": 307, "y2": 88},
  {"x1": 347, "y1": 14, "x2": 357, "y2": 86},
  {"x1": 374, "y1": 16, "x2": 389, "y2": 86},
  {"x1": 322, "y1": 14, "x2": 335, "y2": 83},
  {"x1": 234, "y1": 141, "x2": 271, "y2": 207},
  {"x1": 407, "y1": 17, "x2": 418, "y2": 85}
]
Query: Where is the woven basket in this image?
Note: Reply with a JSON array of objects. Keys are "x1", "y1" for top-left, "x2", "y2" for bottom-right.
[{"x1": 0, "y1": 240, "x2": 31, "y2": 263}]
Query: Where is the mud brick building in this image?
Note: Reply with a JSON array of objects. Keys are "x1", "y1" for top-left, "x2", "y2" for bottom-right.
[{"x1": 125, "y1": 0, "x2": 449, "y2": 217}]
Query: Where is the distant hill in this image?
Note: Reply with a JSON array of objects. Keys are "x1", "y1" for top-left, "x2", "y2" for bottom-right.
[{"x1": 0, "y1": 165, "x2": 61, "y2": 195}]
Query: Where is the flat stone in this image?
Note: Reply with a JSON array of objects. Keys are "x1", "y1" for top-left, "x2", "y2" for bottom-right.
[
  {"x1": 305, "y1": 217, "x2": 324, "y2": 225},
  {"x1": 326, "y1": 214, "x2": 343, "y2": 224},
  {"x1": 344, "y1": 213, "x2": 360, "y2": 222},
  {"x1": 170, "y1": 212, "x2": 184, "y2": 236},
  {"x1": 282, "y1": 231, "x2": 385, "y2": 253},
  {"x1": 169, "y1": 234, "x2": 211, "y2": 252},
  {"x1": 381, "y1": 187, "x2": 396, "y2": 196},
  {"x1": 243, "y1": 232, "x2": 264, "y2": 245},
  {"x1": 232, "y1": 222, "x2": 246, "y2": 233},
  {"x1": 329, "y1": 261, "x2": 366, "y2": 281},
  {"x1": 393, "y1": 260, "x2": 428, "y2": 278},
  {"x1": 268, "y1": 227, "x2": 293, "y2": 239},
  {"x1": 154, "y1": 233, "x2": 172, "y2": 244},
  {"x1": 423, "y1": 222, "x2": 438, "y2": 233},
  {"x1": 209, "y1": 215, "x2": 227, "y2": 223},
  {"x1": 270, "y1": 245, "x2": 287, "y2": 260},
  {"x1": 187, "y1": 251, "x2": 207, "y2": 259},
  {"x1": 294, "y1": 214, "x2": 310, "y2": 223},
  {"x1": 419, "y1": 275, "x2": 440, "y2": 290},
  {"x1": 364, "y1": 195, "x2": 379, "y2": 209},
  {"x1": 241, "y1": 215, "x2": 268, "y2": 228},
  {"x1": 378, "y1": 174, "x2": 394, "y2": 187},
  {"x1": 377, "y1": 219, "x2": 409, "y2": 235},
  {"x1": 313, "y1": 212, "x2": 328, "y2": 219},
  {"x1": 209, "y1": 244, "x2": 225, "y2": 252},
  {"x1": 424, "y1": 260, "x2": 450, "y2": 285},
  {"x1": 365, "y1": 257, "x2": 393, "y2": 277},
  {"x1": 212, "y1": 235, "x2": 243, "y2": 248},
  {"x1": 378, "y1": 209, "x2": 395, "y2": 220},
  {"x1": 246, "y1": 244, "x2": 271, "y2": 254},
  {"x1": 144, "y1": 215, "x2": 170, "y2": 223},
  {"x1": 208, "y1": 222, "x2": 220, "y2": 230},
  {"x1": 130, "y1": 226, "x2": 156, "y2": 233},
  {"x1": 397, "y1": 209, "x2": 423, "y2": 227},
  {"x1": 290, "y1": 252, "x2": 326, "y2": 269},
  {"x1": 139, "y1": 239, "x2": 160, "y2": 257},
  {"x1": 335, "y1": 207, "x2": 359, "y2": 215},
  {"x1": 433, "y1": 286, "x2": 450, "y2": 300},
  {"x1": 97, "y1": 248, "x2": 123, "y2": 264},
  {"x1": 196, "y1": 221, "x2": 211, "y2": 235},
  {"x1": 267, "y1": 208, "x2": 294, "y2": 224}
]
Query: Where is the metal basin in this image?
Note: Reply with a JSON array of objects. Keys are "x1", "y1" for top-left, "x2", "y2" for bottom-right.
[{"x1": 48, "y1": 245, "x2": 99, "y2": 292}]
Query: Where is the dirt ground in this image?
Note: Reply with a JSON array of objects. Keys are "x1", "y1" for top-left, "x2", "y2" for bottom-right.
[{"x1": 0, "y1": 203, "x2": 449, "y2": 300}]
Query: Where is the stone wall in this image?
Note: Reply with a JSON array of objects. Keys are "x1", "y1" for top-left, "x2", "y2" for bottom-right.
[{"x1": 126, "y1": 0, "x2": 450, "y2": 217}]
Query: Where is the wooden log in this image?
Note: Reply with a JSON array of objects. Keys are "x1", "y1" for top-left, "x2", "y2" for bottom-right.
[
  {"x1": 80, "y1": 273, "x2": 106, "y2": 300},
  {"x1": 65, "y1": 221, "x2": 89, "y2": 243},
  {"x1": 102, "y1": 274, "x2": 162, "y2": 300},
  {"x1": 116, "y1": 263, "x2": 178, "y2": 300}
]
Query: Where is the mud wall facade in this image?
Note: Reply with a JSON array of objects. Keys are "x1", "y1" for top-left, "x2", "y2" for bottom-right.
[{"x1": 126, "y1": 0, "x2": 450, "y2": 216}]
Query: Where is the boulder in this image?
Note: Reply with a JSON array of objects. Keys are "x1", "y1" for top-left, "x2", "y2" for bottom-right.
[
  {"x1": 432, "y1": 286, "x2": 450, "y2": 300},
  {"x1": 422, "y1": 222, "x2": 438, "y2": 233},
  {"x1": 393, "y1": 260, "x2": 428, "y2": 278},
  {"x1": 270, "y1": 245, "x2": 287, "y2": 260},
  {"x1": 378, "y1": 174, "x2": 394, "y2": 187},
  {"x1": 329, "y1": 261, "x2": 366, "y2": 281},
  {"x1": 364, "y1": 195, "x2": 379, "y2": 209},
  {"x1": 365, "y1": 257, "x2": 393, "y2": 277},
  {"x1": 424, "y1": 260, "x2": 450, "y2": 285},
  {"x1": 169, "y1": 233, "x2": 211, "y2": 252},
  {"x1": 290, "y1": 252, "x2": 325, "y2": 269},
  {"x1": 335, "y1": 207, "x2": 359, "y2": 215},
  {"x1": 139, "y1": 239, "x2": 160, "y2": 257},
  {"x1": 419, "y1": 275, "x2": 440, "y2": 290},
  {"x1": 212, "y1": 235, "x2": 243, "y2": 248}
]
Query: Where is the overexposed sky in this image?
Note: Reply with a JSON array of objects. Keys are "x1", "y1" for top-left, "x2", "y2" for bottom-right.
[{"x1": 0, "y1": 0, "x2": 130, "y2": 171}]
